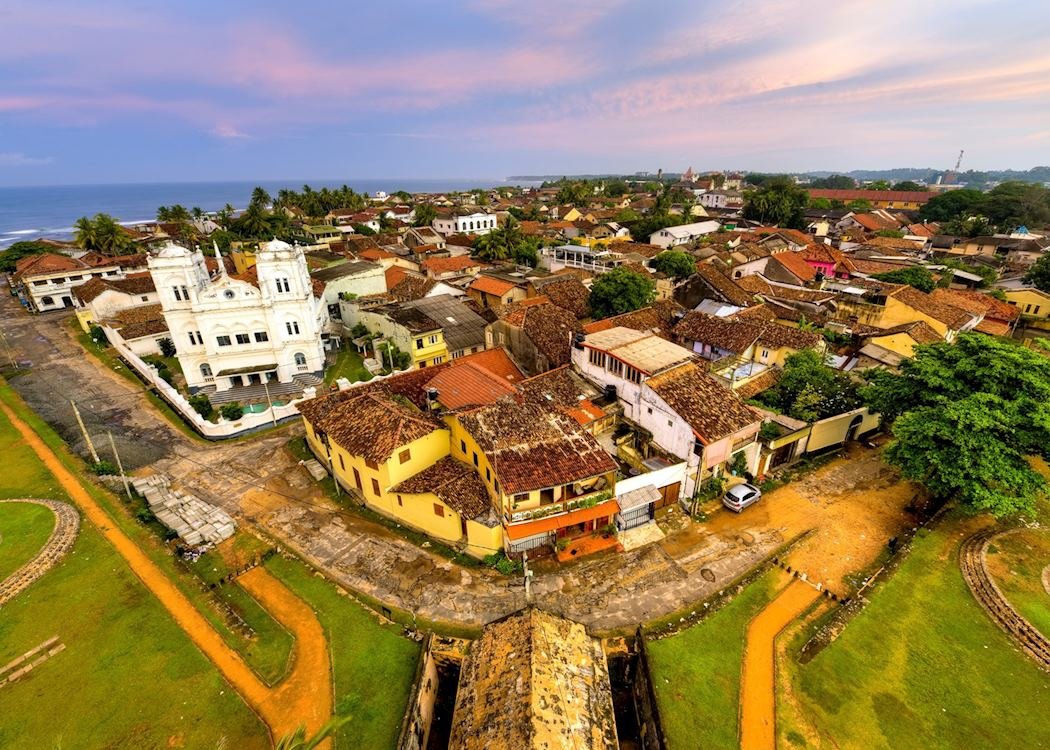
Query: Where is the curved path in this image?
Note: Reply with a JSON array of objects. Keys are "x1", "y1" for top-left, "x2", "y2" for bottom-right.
[
  {"x1": 0, "y1": 498, "x2": 79, "y2": 607},
  {"x1": 960, "y1": 529, "x2": 1050, "y2": 672},
  {"x1": 0, "y1": 397, "x2": 333, "y2": 745},
  {"x1": 739, "y1": 578, "x2": 820, "y2": 750}
]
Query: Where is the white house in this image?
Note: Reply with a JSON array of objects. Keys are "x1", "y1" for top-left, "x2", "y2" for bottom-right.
[
  {"x1": 73, "y1": 275, "x2": 159, "y2": 328},
  {"x1": 148, "y1": 240, "x2": 326, "y2": 393},
  {"x1": 698, "y1": 190, "x2": 744, "y2": 210},
  {"x1": 310, "y1": 260, "x2": 386, "y2": 319},
  {"x1": 649, "y1": 220, "x2": 722, "y2": 249},
  {"x1": 12, "y1": 252, "x2": 147, "y2": 313},
  {"x1": 433, "y1": 211, "x2": 498, "y2": 236},
  {"x1": 571, "y1": 326, "x2": 761, "y2": 496}
]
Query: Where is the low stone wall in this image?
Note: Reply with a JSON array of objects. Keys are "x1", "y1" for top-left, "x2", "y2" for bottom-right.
[{"x1": 0, "y1": 499, "x2": 80, "y2": 607}]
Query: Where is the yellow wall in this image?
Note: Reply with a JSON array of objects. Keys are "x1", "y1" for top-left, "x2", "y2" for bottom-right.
[
  {"x1": 230, "y1": 249, "x2": 257, "y2": 275},
  {"x1": 873, "y1": 297, "x2": 951, "y2": 337},
  {"x1": 1005, "y1": 289, "x2": 1050, "y2": 319},
  {"x1": 867, "y1": 331, "x2": 922, "y2": 358},
  {"x1": 409, "y1": 331, "x2": 449, "y2": 368},
  {"x1": 808, "y1": 408, "x2": 881, "y2": 452},
  {"x1": 76, "y1": 308, "x2": 95, "y2": 332}
]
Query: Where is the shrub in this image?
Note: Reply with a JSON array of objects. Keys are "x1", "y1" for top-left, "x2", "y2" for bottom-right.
[
  {"x1": 189, "y1": 393, "x2": 214, "y2": 419},
  {"x1": 730, "y1": 451, "x2": 748, "y2": 476},
  {"x1": 89, "y1": 324, "x2": 108, "y2": 345},
  {"x1": 90, "y1": 459, "x2": 119, "y2": 475},
  {"x1": 158, "y1": 337, "x2": 176, "y2": 357},
  {"x1": 220, "y1": 402, "x2": 244, "y2": 421},
  {"x1": 759, "y1": 422, "x2": 781, "y2": 441}
]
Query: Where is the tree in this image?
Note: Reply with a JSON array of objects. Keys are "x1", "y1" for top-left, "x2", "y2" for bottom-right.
[
  {"x1": 863, "y1": 334, "x2": 1050, "y2": 516},
  {"x1": 158, "y1": 337, "x2": 176, "y2": 357},
  {"x1": 1023, "y1": 253, "x2": 1050, "y2": 293},
  {"x1": 891, "y1": 181, "x2": 925, "y2": 192},
  {"x1": 756, "y1": 349, "x2": 862, "y2": 422},
  {"x1": 918, "y1": 189, "x2": 985, "y2": 222},
  {"x1": 0, "y1": 240, "x2": 51, "y2": 271},
  {"x1": 74, "y1": 213, "x2": 135, "y2": 255},
  {"x1": 188, "y1": 393, "x2": 213, "y2": 420},
  {"x1": 220, "y1": 402, "x2": 244, "y2": 421},
  {"x1": 235, "y1": 203, "x2": 271, "y2": 238},
  {"x1": 588, "y1": 266, "x2": 655, "y2": 319},
  {"x1": 650, "y1": 250, "x2": 696, "y2": 280},
  {"x1": 250, "y1": 186, "x2": 272, "y2": 211},
  {"x1": 846, "y1": 199, "x2": 872, "y2": 212},
  {"x1": 980, "y1": 181, "x2": 1050, "y2": 230},
  {"x1": 741, "y1": 177, "x2": 808, "y2": 229},
  {"x1": 809, "y1": 175, "x2": 856, "y2": 190},
  {"x1": 871, "y1": 266, "x2": 936, "y2": 292},
  {"x1": 868, "y1": 180, "x2": 891, "y2": 191},
  {"x1": 73, "y1": 216, "x2": 98, "y2": 250},
  {"x1": 412, "y1": 203, "x2": 437, "y2": 227},
  {"x1": 942, "y1": 215, "x2": 991, "y2": 238},
  {"x1": 808, "y1": 197, "x2": 833, "y2": 210},
  {"x1": 472, "y1": 218, "x2": 535, "y2": 263}
]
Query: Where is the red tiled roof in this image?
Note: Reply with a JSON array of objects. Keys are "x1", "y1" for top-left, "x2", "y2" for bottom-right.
[
  {"x1": 425, "y1": 361, "x2": 517, "y2": 409},
  {"x1": 13, "y1": 253, "x2": 85, "y2": 278},
  {"x1": 421, "y1": 255, "x2": 478, "y2": 274},
  {"x1": 470, "y1": 275, "x2": 518, "y2": 297},
  {"x1": 73, "y1": 275, "x2": 156, "y2": 304},
  {"x1": 646, "y1": 363, "x2": 759, "y2": 443},
  {"x1": 360, "y1": 248, "x2": 396, "y2": 260},
  {"x1": 768, "y1": 252, "x2": 817, "y2": 283},
  {"x1": 391, "y1": 456, "x2": 492, "y2": 519},
  {"x1": 454, "y1": 348, "x2": 525, "y2": 382},
  {"x1": 807, "y1": 189, "x2": 932, "y2": 204},
  {"x1": 892, "y1": 286, "x2": 974, "y2": 330}
]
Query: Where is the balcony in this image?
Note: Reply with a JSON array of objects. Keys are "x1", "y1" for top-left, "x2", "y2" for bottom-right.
[{"x1": 507, "y1": 489, "x2": 612, "y2": 524}]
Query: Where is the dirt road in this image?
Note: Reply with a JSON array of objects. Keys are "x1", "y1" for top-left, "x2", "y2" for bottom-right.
[{"x1": 0, "y1": 396, "x2": 333, "y2": 745}]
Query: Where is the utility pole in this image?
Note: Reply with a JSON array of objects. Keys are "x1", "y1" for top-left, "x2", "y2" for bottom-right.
[
  {"x1": 263, "y1": 379, "x2": 277, "y2": 427},
  {"x1": 523, "y1": 551, "x2": 532, "y2": 603},
  {"x1": 70, "y1": 399, "x2": 100, "y2": 464},
  {"x1": 107, "y1": 431, "x2": 132, "y2": 499}
]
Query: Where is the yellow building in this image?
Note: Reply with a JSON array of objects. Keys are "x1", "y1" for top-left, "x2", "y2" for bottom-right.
[
  {"x1": 229, "y1": 247, "x2": 257, "y2": 275},
  {"x1": 351, "y1": 303, "x2": 450, "y2": 368},
  {"x1": 299, "y1": 387, "x2": 502, "y2": 558},
  {"x1": 1004, "y1": 287, "x2": 1050, "y2": 320},
  {"x1": 833, "y1": 285, "x2": 973, "y2": 340}
]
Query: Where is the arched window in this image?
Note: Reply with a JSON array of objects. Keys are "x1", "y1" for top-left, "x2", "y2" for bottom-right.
[
  {"x1": 294, "y1": 352, "x2": 308, "y2": 371},
  {"x1": 200, "y1": 363, "x2": 213, "y2": 380}
]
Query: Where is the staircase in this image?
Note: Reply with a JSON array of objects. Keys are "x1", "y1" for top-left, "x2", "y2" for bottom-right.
[{"x1": 199, "y1": 373, "x2": 323, "y2": 405}]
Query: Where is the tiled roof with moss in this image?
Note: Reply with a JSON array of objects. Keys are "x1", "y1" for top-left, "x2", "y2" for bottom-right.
[
  {"x1": 646, "y1": 363, "x2": 759, "y2": 443},
  {"x1": 391, "y1": 456, "x2": 492, "y2": 519}
]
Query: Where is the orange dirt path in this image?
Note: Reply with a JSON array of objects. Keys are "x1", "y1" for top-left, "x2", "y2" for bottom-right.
[
  {"x1": 0, "y1": 398, "x2": 332, "y2": 746},
  {"x1": 739, "y1": 578, "x2": 820, "y2": 750}
]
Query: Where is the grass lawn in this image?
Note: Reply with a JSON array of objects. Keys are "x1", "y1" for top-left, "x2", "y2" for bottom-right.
[
  {"x1": 0, "y1": 502, "x2": 55, "y2": 581},
  {"x1": 986, "y1": 527, "x2": 1050, "y2": 639},
  {"x1": 784, "y1": 519, "x2": 1050, "y2": 750},
  {"x1": 646, "y1": 570, "x2": 782, "y2": 750},
  {"x1": 264, "y1": 553, "x2": 420, "y2": 749},
  {"x1": 0, "y1": 381, "x2": 269, "y2": 750},
  {"x1": 324, "y1": 347, "x2": 373, "y2": 385}
]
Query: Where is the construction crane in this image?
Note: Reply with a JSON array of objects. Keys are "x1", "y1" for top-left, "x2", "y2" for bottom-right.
[{"x1": 944, "y1": 149, "x2": 964, "y2": 184}]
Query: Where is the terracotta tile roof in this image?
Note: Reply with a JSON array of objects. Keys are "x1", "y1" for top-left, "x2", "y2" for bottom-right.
[
  {"x1": 73, "y1": 275, "x2": 156, "y2": 304},
  {"x1": 450, "y1": 608, "x2": 617, "y2": 750},
  {"x1": 425, "y1": 361, "x2": 517, "y2": 409},
  {"x1": 852, "y1": 213, "x2": 899, "y2": 232},
  {"x1": 501, "y1": 296, "x2": 550, "y2": 326},
  {"x1": 735, "y1": 275, "x2": 836, "y2": 304},
  {"x1": 389, "y1": 273, "x2": 436, "y2": 302},
  {"x1": 646, "y1": 363, "x2": 759, "y2": 443},
  {"x1": 735, "y1": 367, "x2": 783, "y2": 399},
  {"x1": 454, "y1": 348, "x2": 525, "y2": 382},
  {"x1": 974, "y1": 319, "x2": 1011, "y2": 336},
  {"x1": 470, "y1": 275, "x2": 518, "y2": 297},
  {"x1": 675, "y1": 311, "x2": 822, "y2": 353},
  {"x1": 931, "y1": 289, "x2": 1019, "y2": 323},
  {"x1": 533, "y1": 277, "x2": 590, "y2": 319},
  {"x1": 298, "y1": 390, "x2": 443, "y2": 465},
  {"x1": 421, "y1": 255, "x2": 478, "y2": 274},
  {"x1": 13, "y1": 252, "x2": 86, "y2": 279},
  {"x1": 866, "y1": 320, "x2": 944, "y2": 345},
  {"x1": 391, "y1": 456, "x2": 492, "y2": 519},
  {"x1": 807, "y1": 189, "x2": 932, "y2": 204},
  {"x1": 500, "y1": 298, "x2": 582, "y2": 368},
  {"x1": 768, "y1": 252, "x2": 818, "y2": 283},
  {"x1": 892, "y1": 286, "x2": 974, "y2": 330},
  {"x1": 456, "y1": 400, "x2": 615, "y2": 494},
  {"x1": 582, "y1": 300, "x2": 684, "y2": 339},
  {"x1": 730, "y1": 303, "x2": 779, "y2": 322},
  {"x1": 359, "y1": 247, "x2": 396, "y2": 261},
  {"x1": 385, "y1": 266, "x2": 408, "y2": 289},
  {"x1": 608, "y1": 241, "x2": 664, "y2": 258},
  {"x1": 108, "y1": 303, "x2": 168, "y2": 339},
  {"x1": 691, "y1": 264, "x2": 755, "y2": 307},
  {"x1": 850, "y1": 258, "x2": 916, "y2": 275}
]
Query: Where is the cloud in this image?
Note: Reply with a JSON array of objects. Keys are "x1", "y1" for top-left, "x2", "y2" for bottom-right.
[
  {"x1": 211, "y1": 124, "x2": 250, "y2": 139},
  {"x1": 0, "y1": 152, "x2": 54, "y2": 166}
]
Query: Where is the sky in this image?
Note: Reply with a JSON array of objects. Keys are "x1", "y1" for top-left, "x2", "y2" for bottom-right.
[{"x1": 1, "y1": 0, "x2": 1049, "y2": 186}]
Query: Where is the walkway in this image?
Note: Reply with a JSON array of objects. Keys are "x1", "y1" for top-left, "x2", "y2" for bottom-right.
[
  {"x1": 0, "y1": 498, "x2": 79, "y2": 607},
  {"x1": 739, "y1": 578, "x2": 820, "y2": 750},
  {"x1": 0, "y1": 397, "x2": 333, "y2": 745}
]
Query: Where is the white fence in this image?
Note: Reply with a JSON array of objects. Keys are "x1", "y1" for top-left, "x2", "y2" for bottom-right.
[{"x1": 102, "y1": 326, "x2": 310, "y2": 439}]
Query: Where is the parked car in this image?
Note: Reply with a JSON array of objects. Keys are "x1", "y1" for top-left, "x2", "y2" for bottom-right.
[{"x1": 723, "y1": 482, "x2": 762, "y2": 512}]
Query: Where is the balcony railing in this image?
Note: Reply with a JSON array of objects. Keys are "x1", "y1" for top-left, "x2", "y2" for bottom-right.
[{"x1": 506, "y1": 489, "x2": 613, "y2": 524}]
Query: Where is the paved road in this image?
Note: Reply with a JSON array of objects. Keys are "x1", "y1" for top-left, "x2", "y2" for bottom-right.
[{"x1": 0, "y1": 288, "x2": 917, "y2": 631}]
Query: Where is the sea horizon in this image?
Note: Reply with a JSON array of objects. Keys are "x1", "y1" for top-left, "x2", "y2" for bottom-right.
[{"x1": 0, "y1": 177, "x2": 531, "y2": 248}]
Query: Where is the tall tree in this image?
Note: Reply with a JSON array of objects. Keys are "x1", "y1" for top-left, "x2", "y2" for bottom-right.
[
  {"x1": 1023, "y1": 253, "x2": 1050, "y2": 293},
  {"x1": 650, "y1": 250, "x2": 696, "y2": 280},
  {"x1": 412, "y1": 203, "x2": 437, "y2": 227},
  {"x1": 863, "y1": 334, "x2": 1050, "y2": 517},
  {"x1": 918, "y1": 188, "x2": 985, "y2": 222},
  {"x1": 742, "y1": 177, "x2": 809, "y2": 229},
  {"x1": 250, "y1": 186, "x2": 272, "y2": 211},
  {"x1": 588, "y1": 266, "x2": 655, "y2": 319}
]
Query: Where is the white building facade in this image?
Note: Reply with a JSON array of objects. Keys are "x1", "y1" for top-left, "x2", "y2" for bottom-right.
[
  {"x1": 432, "y1": 212, "x2": 498, "y2": 236},
  {"x1": 649, "y1": 220, "x2": 722, "y2": 248},
  {"x1": 148, "y1": 240, "x2": 325, "y2": 393}
]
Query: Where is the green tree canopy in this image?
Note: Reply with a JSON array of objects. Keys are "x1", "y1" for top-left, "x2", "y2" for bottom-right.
[
  {"x1": 917, "y1": 188, "x2": 985, "y2": 222},
  {"x1": 863, "y1": 334, "x2": 1050, "y2": 517},
  {"x1": 588, "y1": 266, "x2": 655, "y2": 319},
  {"x1": 73, "y1": 213, "x2": 135, "y2": 255},
  {"x1": 979, "y1": 181, "x2": 1050, "y2": 230},
  {"x1": 649, "y1": 250, "x2": 696, "y2": 280},
  {"x1": 1023, "y1": 253, "x2": 1050, "y2": 293},
  {"x1": 412, "y1": 203, "x2": 437, "y2": 227},
  {"x1": 809, "y1": 175, "x2": 856, "y2": 190},
  {"x1": 891, "y1": 181, "x2": 925, "y2": 192},
  {"x1": 756, "y1": 349, "x2": 862, "y2": 422},
  {"x1": 471, "y1": 218, "x2": 539, "y2": 264},
  {"x1": 871, "y1": 266, "x2": 937, "y2": 292},
  {"x1": 846, "y1": 199, "x2": 872, "y2": 212},
  {"x1": 741, "y1": 177, "x2": 809, "y2": 229},
  {"x1": 0, "y1": 240, "x2": 51, "y2": 271}
]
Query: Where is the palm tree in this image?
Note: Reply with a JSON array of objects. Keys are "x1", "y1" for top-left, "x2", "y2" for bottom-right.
[
  {"x1": 92, "y1": 213, "x2": 134, "y2": 255},
  {"x1": 275, "y1": 717, "x2": 350, "y2": 750},
  {"x1": 73, "y1": 216, "x2": 98, "y2": 250},
  {"x1": 250, "y1": 186, "x2": 272, "y2": 211},
  {"x1": 237, "y1": 203, "x2": 270, "y2": 239},
  {"x1": 191, "y1": 206, "x2": 204, "y2": 220}
]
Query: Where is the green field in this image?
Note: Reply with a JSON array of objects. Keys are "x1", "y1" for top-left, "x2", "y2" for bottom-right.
[
  {"x1": 784, "y1": 520, "x2": 1050, "y2": 749},
  {"x1": 0, "y1": 502, "x2": 54, "y2": 581},
  {"x1": 264, "y1": 553, "x2": 420, "y2": 749},
  {"x1": 0, "y1": 382, "x2": 269, "y2": 750},
  {"x1": 646, "y1": 571, "x2": 782, "y2": 750},
  {"x1": 986, "y1": 528, "x2": 1050, "y2": 639}
]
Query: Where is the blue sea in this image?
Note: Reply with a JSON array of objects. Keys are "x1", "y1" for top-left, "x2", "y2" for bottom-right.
[{"x1": 0, "y1": 178, "x2": 526, "y2": 248}]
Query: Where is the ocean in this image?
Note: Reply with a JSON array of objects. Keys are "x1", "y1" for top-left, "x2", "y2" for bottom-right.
[{"x1": 0, "y1": 178, "x2": 524, "y2": 248}]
